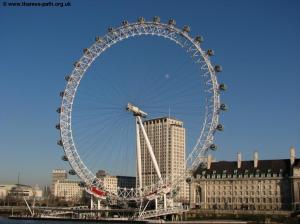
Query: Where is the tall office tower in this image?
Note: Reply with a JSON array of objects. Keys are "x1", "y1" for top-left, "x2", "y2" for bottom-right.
[
  {"x1": 51, "y1": 169, "x2": 67, "y2": 194},
  {"x1": 139, "y1": 117, "x2": 187, "y2": 201}
]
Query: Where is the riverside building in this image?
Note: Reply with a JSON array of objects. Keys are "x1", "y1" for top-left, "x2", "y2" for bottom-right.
[
  {"x1": 96, "y1": 170, "x2": 136, "y2": 196},
  {"x1": 54, "y1": 179, "x2": 84, "y2": 202},
  {"x1": 96, "y1": 170, "x2": 118, "y2": 195},
  {"x1": 116, "y1": 176, "x2": 136, "y2": 189},
  {"x1": 52, "y1": 169, "x2": 84, "y2": 201},
  {"x1": 0, "y1": 184, "x2": 43, "y2": 200},
  {"x1": 190, "y1": 147, "x2": 300, "y2": 211}
]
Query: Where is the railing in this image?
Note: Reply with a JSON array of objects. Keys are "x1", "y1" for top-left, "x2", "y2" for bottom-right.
[{"x1": 137, "y1": 206, "x2": 188, "y2": 219}]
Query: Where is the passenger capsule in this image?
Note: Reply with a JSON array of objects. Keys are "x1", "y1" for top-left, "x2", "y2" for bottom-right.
[
  {"x1": 65, "y1": 76, "x2": 70, "y2": 81},
  {"x1": 92, "y1": 179, "x2": 98, "y2": 185},
  {"x1": 83, "y1": 48, "x2": 90, "y2": 55},
  {"x1": 138, "y1": 17, "x2": 145, "y2": 24},
  {"x1": 216, "y1": 124, "x2": 224, "y2": 131},
  {"x1": 186, "y1": 177, "x2": 192, "y2": 183},
  {"x1": 57, "y1": 139, "x2": 63, "y2": 146},
  {"x1": 219, "y1": 83, "x2": 227, "y2": 91},
  {"x1": 74, "y1": 61, "x2": 80, "y2": 68},
  {"x1": 153, "y1": 16, "x2": 160, "y2": 23},
  {"x1": 207, "y1": 49, "x2": 214, "y2": 56},
  {"x1": 69, "y1": 169, "x2": 76, "y2": 175},
  {"x1": 122, "y1": 20, "x2": 129, "y2": 26},
  {"x1": 62, "y1": 155, "x2": 68, "y2": 161},
  {"x1": 59, "y1": 91, "x2": 65, "y2": 97},
  {"x1": 95, "y1": 36, "x2": 103, "y2": 43},
  {"x1": 107, "y1": 27, "x2": 114, "y2": 33},
  {"x1": 172, "y1": 189, "x2": 178, "y2": 196},
  {"x1": 194, "y1": 36, "x2": 204, "y2": 43},
  {"x1": 56, "y1": 107, "x2": 62, "y2": 113},
  {"x1": 78, "y1": 182, "x2": 86, "y2": 187},
  {"x1": 168, "y1": 19, "x2": 176, "y2": 26},
  {"x1": 210, "y1": 144, "x2": 217, "y2": 150},
  {"x1": 55, "y1": 124, "x2": 60, "y2": 130},
  {"x1": 214, "y1": 65, "x2": 222, "y2": 73},
  {"x1": 182, "y1": 25, "x2": 190, "y2": 33},
  {"x1": 220, "y1": 103, "x2": 227, "y2": 111}
]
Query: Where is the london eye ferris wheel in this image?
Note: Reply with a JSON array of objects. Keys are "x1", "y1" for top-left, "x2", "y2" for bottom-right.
[{"x1": 56, "y1": 16, "x2": 227, "y2": 203}]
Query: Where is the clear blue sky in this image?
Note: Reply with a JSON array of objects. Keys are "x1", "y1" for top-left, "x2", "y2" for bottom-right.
[{"x1": 0, "y1": 0, "x2": 299, "y2": 186}]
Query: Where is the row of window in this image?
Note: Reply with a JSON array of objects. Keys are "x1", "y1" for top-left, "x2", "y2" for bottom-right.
[
  {"x1": 207, "y1": 191, "x2": 281, "y2": 196},
  {"x1": 206, "y1": 197, "x2": 282, "y2": 203},
  {"x1": 197, "y1": 172, "x2": 285, "y2": 179},
  {"x1": 208, "y1": 184, "x2": 278, "y2": 191},
  {"x1": 205, "y1": 204, "x2": 286, "y2": 210},
  {"x1": 203, "y1": 179, "x2": 283, "y2": 185}
]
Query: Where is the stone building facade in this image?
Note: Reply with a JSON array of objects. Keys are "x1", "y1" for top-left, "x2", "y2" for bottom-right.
[
  {"x1": 190, "y1": 147, "x2": 300, "y2": 210},
  {"x1": 96, "y1": 170, "x2": 118, "y2": 195},
  {"x1": 54, "y1": 179, "x2": 84, "y2": 202},
  {"x1": 96, "y1": 170, "x2": 136, "y2": 196}
]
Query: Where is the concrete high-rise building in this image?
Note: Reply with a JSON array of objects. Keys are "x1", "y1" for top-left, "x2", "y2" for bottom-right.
[
  {"x1": 140, "y1": 117, "x2": 187, "y2": 201},
  {"x1": 51, "y1": 169, "x2": 67, "y2": 194}
]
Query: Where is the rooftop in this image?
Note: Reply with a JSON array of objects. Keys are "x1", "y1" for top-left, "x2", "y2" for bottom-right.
[
  {"x1": 143, "y1": 117, "x2": 183, "y2": 126},
  {"x1": 194, "y1": 158, "x2": 300, "y2": 176}
]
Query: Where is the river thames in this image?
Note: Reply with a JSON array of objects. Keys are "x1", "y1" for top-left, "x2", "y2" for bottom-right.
[{"x1": 0, "y1": 217, "x2": 131, "y2": 224}]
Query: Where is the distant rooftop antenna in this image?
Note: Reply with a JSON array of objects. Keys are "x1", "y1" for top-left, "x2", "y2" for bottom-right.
[
  {"x1": 17, "y1": 171, "x2": 20, "y2": 185},
  {"x1": 168, "y1": 105, "x2": 171, "y2": 119}
]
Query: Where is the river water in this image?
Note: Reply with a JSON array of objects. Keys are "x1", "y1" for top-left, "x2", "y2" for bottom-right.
[{"x1": 0, "y1": 216, "x2": 130, "y2": 224}]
